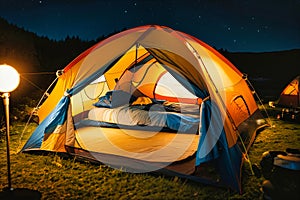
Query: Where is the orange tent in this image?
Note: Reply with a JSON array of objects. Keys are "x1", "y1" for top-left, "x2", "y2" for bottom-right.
[
  {"x1": 21, "y1": 25, "x2": 268, "y2": 193},
  {"x1": 278, "y1": 75, "x2": 300, "y2": 108}
]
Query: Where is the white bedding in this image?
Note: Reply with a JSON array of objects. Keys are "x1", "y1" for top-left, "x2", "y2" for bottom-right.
[
  {"x1": 88, "y1": 105, "x2": 165, "y2": 126},
  {"x1": 87, "y1": 104, "x2": 200, "y2": 133}
]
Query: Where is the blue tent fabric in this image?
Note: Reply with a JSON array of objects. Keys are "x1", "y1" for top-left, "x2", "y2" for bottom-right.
[
  {"x1": 195, "y1": 99, "x2": 242, "y2": 192},
  {"x1": 217, "y1": 142, "x2": 243, "y2": 193},
  {"x1": 165, "y1": 113, "x2": 199, "y2": 133},
  {"x1": 44, "y1": 96, "x2": 70, "y2": 134},
  {"x1": 20, "y1": 115, "x2": 50, "y2": 150},
  {"x1": 196, "y1": 100, "x2": 223, "y2": 164},
  {"x1": 21, "y1": 96, "x2": 70, "y2": 151}
]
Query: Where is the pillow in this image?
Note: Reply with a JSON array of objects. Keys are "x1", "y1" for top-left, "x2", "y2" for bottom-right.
[{"x1": 93, "y1": 91, "x2": 112, "y2": 108}]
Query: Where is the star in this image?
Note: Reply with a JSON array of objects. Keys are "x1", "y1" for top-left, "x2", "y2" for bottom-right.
[{"x1": 0, "y1": 0, "x2": 298, "y2": 52}]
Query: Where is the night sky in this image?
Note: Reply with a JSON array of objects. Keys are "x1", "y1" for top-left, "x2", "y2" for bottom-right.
[{"x1": 0, "y1": 0, "x2": 300, "y2": 52}]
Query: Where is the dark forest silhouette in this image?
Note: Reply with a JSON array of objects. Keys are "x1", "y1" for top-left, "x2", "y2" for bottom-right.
[{"x1": 0, "y1": 17, "x2": 299, "y2": 103}]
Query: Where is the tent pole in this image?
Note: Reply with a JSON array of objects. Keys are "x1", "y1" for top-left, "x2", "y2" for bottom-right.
[{"x1": 130, "y1": 43, "x2": 139, "y2": 94}]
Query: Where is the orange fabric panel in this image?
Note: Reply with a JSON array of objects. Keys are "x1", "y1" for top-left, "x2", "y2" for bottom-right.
[
  {"x1": 41, "y1": 130, "x2": 66, "y2": 152},
  {"x1": 114, "y1": 57, "x2": 165, "y2": 97},
  {"x1": 134, "y1": 62, "x2": 166, "y2": 97},
  {"x1": 282, "y1": 79, "x2": 299, "y2": 95},
  {"x1": 225, "y1": 79, "x2": 258, "y2": 127},
  {"x1": 206, "y1": 49, "x2": 242, "y2": 86},
  {"x1": 38, "y1": 59, "x2": 81, "y2": 122},
  {"x1": 223, "y1": 115, "x2": 239, "y2": 148},
  {"x1": 186, "y1": 38, "x2": 242, "y2": 89},
  {"x1": 105, "y1": 46, "x2": 149, "y2": 90},
  {"x1": 136, "y1": 83, "x2": 155, "y2": 98},
  {"x1": 179, "y1": 31, "x2": 242, "y2": 76}
]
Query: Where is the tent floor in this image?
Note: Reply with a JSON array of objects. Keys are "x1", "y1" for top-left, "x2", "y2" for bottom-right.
[{"x1": 75, "y1": 126, "x2": 199, "y2": 174}]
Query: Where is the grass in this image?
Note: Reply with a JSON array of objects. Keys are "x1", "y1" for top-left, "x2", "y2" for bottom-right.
[{"x1": 0, "y1": 107, "x2": 299, "y2": 199}]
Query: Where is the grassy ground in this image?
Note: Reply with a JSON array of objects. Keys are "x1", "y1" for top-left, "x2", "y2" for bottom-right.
[{"x1": 0, "y1": 107, "x2": 299, "y2": 199}]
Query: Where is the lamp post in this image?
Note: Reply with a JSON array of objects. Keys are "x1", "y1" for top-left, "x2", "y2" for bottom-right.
[{"x1": 0, "y1": 64, "x2": 20, "y2": 191}]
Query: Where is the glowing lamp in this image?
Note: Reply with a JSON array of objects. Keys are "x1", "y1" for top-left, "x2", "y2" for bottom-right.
[
  {"x1": 0, "y1": 64, "x2": 20, "y2": 93},
  {"x1": 0, "y1": 64, "x2": 40, "y2": 196},
  {"x1": 0, "y1": 64, "x2": 20, "y2": 191}
]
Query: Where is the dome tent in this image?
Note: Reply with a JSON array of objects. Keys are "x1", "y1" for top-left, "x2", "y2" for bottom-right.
[
  {"x1": 21, "y1": 25, "x2": 268, "y2": 193},
  {"x1": 278, "y1": 75, "x2": 300, "y2": 108}
]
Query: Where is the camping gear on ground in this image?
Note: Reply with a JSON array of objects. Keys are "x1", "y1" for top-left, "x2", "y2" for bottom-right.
[
  {"x1": 278, "y1": 107, "x2": 300, "y2": 122},
  {"x1": 260, "y1": 149, "x2": 300, "y2": 200},
  {"x1": 20, "y1": 25, "x2": 268, "y2": 193}
]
